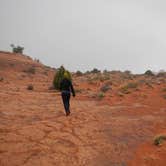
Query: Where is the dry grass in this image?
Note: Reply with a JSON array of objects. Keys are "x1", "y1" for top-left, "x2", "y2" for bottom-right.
[
  {"x1": 146, "y1": 82, "x2": 153, "y2": 88},
  {"x1": 97, "y1": 92, "x2": 105, "y2": 99},
  {"x1": 75, "y1": 89, "x2": 83, "y2": 93},
  {"x1": 154, "y1": 135, "x2": 166, "y2": 145},
  {"x1": 100, "y1": 84, "x2": 111, "y2": 93},
  {"x1": 119, "y1": 82, "x2": 138, "y2": 94},
  {"x1": 23, "y1": 67, "x2": 36, "y2": 74}
]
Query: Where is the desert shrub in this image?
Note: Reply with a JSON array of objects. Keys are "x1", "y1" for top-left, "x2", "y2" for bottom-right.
[
  {"x1": 0, "y1": 77, "x2": 3, "y2": 82},
  {"x1": 85, "y1": 70, "x2": 90, "y2": 74},
  {"x1": 76, "y1": 70, "x2": 83, "y2": 76},
  {"x1": 10, "y1": 44, "x2": 24, "y2": 54},
  {"x1": 100, "y1": 84, "x2": 111, "y2": 93},
  {"x1": 122, "y1": 71, "x2": 133, "y2": 80},
  {"x1": 10, "y1": 63, "x2": 14, "y2": 67},
  {"x1": 124, "y1": 70, "x2": 132, "y2": 75},
  {"x1": 162, "y1": 94, "x2": 166, "y2": 99},
  {"x1": 91, "y1": 68, "x2": 100, "y2": 74},
  {"x1": 75, "y1": 89, "x2": 82, "y2": 93},
  {"x1": 23, "y1": 67, "x2": 36, "y2": 74},
  {"x1": 126, "y1": 82, "x2": 138, "y2": 89},
  {"x1": 91, "y1": 75, "x2": 101, "y2": 82},
  {"x1": 157, "y1": 71, "x2": 166, "y2": 77},
  {"x1": 44, "y1": 65, "x2": 52, "y2": 70},
  {"x1": 43, "y1": 71, "x2": 48, "y2": 76},
  {"x1": 121, "y1": 82, "x2": 138, "y2": 89},
  {"x1": 87, "y1": 79, "x2": 95, "y2": 85},
  {"x1": 119, "y1": 82, "x2": 138, "y2": 94},
  {"x1": 89, "y1": 73, "x2": 110, "y2": 82},
  {"x1": 119, "y1": 86, "x2": 130, "y2": 94},
  {"x1": 144, "y1": 70, "x2": 154, "y2": 76},
  {"x1": 97, "y1": 92, "x2": 105, "y2": 99},
  {"x1": 27, "y1": 84, "x2": 34, "y2": 90},
  {"x1": 154, "y1": 135, "x2": 166, "y2": 145},
  {"x1": 53, "y1": 66, "x2": 72, "y2": 90},
  {"x1": 138, "y1": 79, "x2": 146, "y2": 84},
  {"x1": 103, "y1": 69, "x2": 109, "y2": 74},
  {"x1": 86, "y1": 75, "x2": 95, "y2": 84},
  {"x1": 102, "y1": 74, "x2": 110, "y2": 81},
  {"x1": 162, "y1": 88, "x2": 166, "y2": 92},
  {"x1": 146, "y1": 82, "x2": 153, "y2": 88}
]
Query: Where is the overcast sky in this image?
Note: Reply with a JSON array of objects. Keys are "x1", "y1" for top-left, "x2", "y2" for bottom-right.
[{"x1": 0, "y1": 0, "x2": 166, "y2": 73}]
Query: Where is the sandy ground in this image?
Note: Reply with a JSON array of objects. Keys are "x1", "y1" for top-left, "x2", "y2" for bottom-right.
[{"x1": 0, "y1": 52, "x2": 166, "y2": 166}]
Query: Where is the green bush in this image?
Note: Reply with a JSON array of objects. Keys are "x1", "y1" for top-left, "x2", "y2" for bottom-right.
[
  {"x1": 53, "y1": 66, "x2": 72, "y2": 90},
  {"x1": 91, "y1": 68, "x2": 100, "y2": 74},
  {"x1": 85, "y1": 70, "x2": 90, "y2": 74},
  {"x1": 154, "y1": 135, "x2": 166, "y2": 145},
  {"x1": 76, "y1": 70, "x2": 83, "y2": 76},
  {"x1": 144, "y1": 70, "x2": 154, "y2": 76},
  {"x1": 10, "y1": 44, "x2": 24, "y2": 54},
  {"x1": 119, "y1": 86, "x2": 130, "y2": 94},
  {"x1": 97, "y1": 92, "x2": 105, "y2": 99},
  {"x1": 119, "y1": 82, "x2": 138, "y2": 94}
]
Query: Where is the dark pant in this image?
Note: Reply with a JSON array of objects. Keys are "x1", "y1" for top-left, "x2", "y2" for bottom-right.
[{"x1": 61, "y1": 91, "x2": 71, "y2": 113}]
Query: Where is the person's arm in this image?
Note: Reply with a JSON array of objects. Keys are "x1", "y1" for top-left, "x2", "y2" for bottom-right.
[{"x1": 70, "y1": 81, "x2": 75, "y2": 97}]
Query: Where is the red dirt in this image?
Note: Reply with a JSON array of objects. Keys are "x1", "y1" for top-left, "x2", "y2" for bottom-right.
[
  {"x1": 128, "y1": 139, "x2": 166, "y2": 166},
  {"x1": 0, "y1": 52, "x2": 166, "y2": 166}
]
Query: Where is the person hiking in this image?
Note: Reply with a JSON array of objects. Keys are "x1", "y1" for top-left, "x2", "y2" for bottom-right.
[{"x1": 60, "y1": 72, "x2": 75, "y2": 116}]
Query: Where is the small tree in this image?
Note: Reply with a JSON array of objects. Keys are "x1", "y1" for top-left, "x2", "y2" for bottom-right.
[
  {"x1": 103, "y1": 69, "x2": 109, "y2": 74},
  {"x1": 53, "y1": 66, "x2": 72, "y2": 90},
  {"x1": 10, "y1": 44, "x2": 24, "y2": 54},
  {"x1": 76, "y1": 70, "x2": 83, "y2": 76},
  {"x1": 144, "y1": 70, "x2": 154, "y2": 76}
]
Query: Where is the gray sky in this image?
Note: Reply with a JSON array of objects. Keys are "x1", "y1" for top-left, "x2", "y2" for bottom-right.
[{"x1": 0, "y1": 0, "x2": 166, "y2": 73}]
